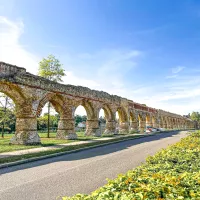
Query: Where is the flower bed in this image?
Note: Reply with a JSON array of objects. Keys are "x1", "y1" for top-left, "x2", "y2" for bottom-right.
[{"x1": 63, "y1": 131, "x2": 200, "y2": 200}]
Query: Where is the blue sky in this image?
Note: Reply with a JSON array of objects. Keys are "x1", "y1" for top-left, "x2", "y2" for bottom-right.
[{"x1": 0, "y1": 0, "x2": 200, "y2": 115}]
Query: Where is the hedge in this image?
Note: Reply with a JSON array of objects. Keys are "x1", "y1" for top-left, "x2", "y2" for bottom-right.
[{"x1": 62, "y1": 131, "x2": 200, "y2": 200}]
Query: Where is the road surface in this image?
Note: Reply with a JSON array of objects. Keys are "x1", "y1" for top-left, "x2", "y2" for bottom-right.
[{"x1": 0, "y1": 131, "x2": 188, "y2": 200}]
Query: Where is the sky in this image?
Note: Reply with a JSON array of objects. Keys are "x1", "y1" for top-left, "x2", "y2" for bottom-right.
[{"x1": 0, "y1": 0, "x2": 200, "y2": 115}]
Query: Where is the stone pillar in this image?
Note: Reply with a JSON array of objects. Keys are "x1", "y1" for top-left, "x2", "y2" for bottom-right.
[
  {"x1": 139, "y1": 121, "x2": 146, "y2": 133},
  {"x1": 104, "y1": 121, "x2": 116, "y2": 135},
  {"x1": 119, "y1": 122, "x2": 129, "y2": 134},
  {"x1": 152, "y1": 121, "x2": 157, "y2": 128},
  {"x1": 146, "y1": 122, "x2": 153, "y2": 127},
  {"x1": 129, "y1": 121, "x2": 138, "y2": 133},
  {"x1": 56, "y1": 118, "x2": 77, "y2": 139},
  {"x1": 85, "y1": 120, "x2": 100, "y2": 137},
  {"x1": 10, "y1": 117, "x2": 40, "y2": 145}
]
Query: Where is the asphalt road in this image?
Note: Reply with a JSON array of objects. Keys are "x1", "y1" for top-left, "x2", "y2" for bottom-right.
[{"x1": 0, "y1": 131, "x2": 188, "y2": 200}]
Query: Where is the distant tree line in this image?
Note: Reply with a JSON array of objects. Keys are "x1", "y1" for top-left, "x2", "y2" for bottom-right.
[{"x1": 189, "y1": 112, "x2": 200, "y2": 123}]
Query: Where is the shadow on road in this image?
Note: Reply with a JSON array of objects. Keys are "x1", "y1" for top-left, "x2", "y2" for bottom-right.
[{"x1": 0, "y1": 131, "x2": 187, "y2": 175}]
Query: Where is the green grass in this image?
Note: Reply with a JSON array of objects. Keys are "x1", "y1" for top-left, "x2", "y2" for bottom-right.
[
  {"x1": 0, "y1": 132, "x2": 99, "y2": 154},
  {"x1": 0, "y1": 134, "x2": 144, "y2": 165}
]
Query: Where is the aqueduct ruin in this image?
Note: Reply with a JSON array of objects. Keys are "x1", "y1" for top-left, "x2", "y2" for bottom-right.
[{"x1": 0, "y1": 62, "x2": 196, "y2": 144}]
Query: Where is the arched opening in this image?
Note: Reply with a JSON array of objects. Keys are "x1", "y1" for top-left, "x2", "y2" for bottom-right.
[
  {"x1": 98, "y1": 105, "x2": 115, "y2": 135},
  {"x1": 152, "y1": 116, "x2": 156, "y2": 128},
  {"x1": 0, "y1": 83, "x2": 40, "y2": 145},
  {"x1": 99, "y1": 108, "x2": 106, "y2": 134},
  {"x1": 116, "y1": 107, "x2": 129, "y2": 134},
  {"x1": 115, "y1": 111, "x2": 120, "y2": 132},
  {"x1": 0, "y1": 92, "x2": 16, "y2": 138},
  {"x1": 138, "y1": 113, "x2": 146, "y2": 133},
  {"x1": 129, "y1": 111, "x2": 138, "y2": 133},
  {"x1": 36, "y1": 94, "x2": 78, "y2": 140},
  {"x1": 74, "y1": 105, "x2": 87, "y2": 137},
  {"x1": 37, "y1": 101, "x2": 59, "y2": 139},
  {"x1": 74, "y1": 101, "x2": 100, "y2": 137},
  {"x1": 146, "y1": 114, "x2": 152, "y2": 127},
  {"x1": 172, "y1": 119, "x2": 176, "y2": 129}
]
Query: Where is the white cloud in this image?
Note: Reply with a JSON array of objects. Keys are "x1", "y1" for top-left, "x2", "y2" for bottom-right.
[
  {"x1": 166, "y1": 75, "x2": 178, "y2": 79},
  {"x1": 0, "y1": 16, "x2": 39, "y2": 74},
  {"x1": 172, "y1": 66, "x2": 185, "y2": 74},
  {"x1": 62, "y1": 71, "x2": 100, "y2": 89},
  {"x1": 1, "y1": 16, "x2": 199, "y2": 116}
]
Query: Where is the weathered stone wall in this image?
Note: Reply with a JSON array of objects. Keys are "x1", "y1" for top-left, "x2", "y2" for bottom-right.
[{"x1": 0, "y1": 62, "x2": 196, "y2": 144}]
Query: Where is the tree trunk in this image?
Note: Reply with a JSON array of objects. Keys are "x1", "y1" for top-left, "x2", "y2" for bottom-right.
[
  {"x1": 47, "y1": 102, "x2": 50, "y2": 138},
  {"x1": 2, "y1": 96, "x2": 8, "y2": 138}
]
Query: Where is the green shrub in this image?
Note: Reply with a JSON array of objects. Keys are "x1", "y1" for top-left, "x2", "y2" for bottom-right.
[{"x1": 62, "y1": 131, "x2": 200, "y2": 200}]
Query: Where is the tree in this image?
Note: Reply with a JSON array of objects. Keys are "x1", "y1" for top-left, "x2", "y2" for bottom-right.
[
  {"x1": 38, "y1": 54, "x2": 65, "y2": 82},
  {"x1": 74, "y1": 115, "x2": 87, "y2": 127},
  {"x1": 190, "y1": 112, "x2": 200, "y2": 122},
  {"x1": 0, "y1": 94, "x2": 15, "y2": 137},
  {"x1": 99, "y1": 116, "x2": 106, "y2": 124},
  {"x1": 37, "y1": 113, "x2": 59, "y2": 132},
  {"x1": 38, "y1": 55, "x2": 66, "y2": 137}
]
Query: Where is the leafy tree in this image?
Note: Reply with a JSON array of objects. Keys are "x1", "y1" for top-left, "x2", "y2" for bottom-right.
[
  {"x1": 38, "y1": 55, "x2": 66, "y2": 137},
  {"x1": 0, "y1": 94, "x2": 15, "y2": 137},
  {"x1": 99, "y1": 116, "x2": 106, "y2": 124},
  {"x1": 37, "y1": 113, "x2": 59, "y2": 132},
  {"x1": 38, "y1": 54, "x2": 65, "y2": 82},
  {"x1": 190, "y1": 112, "x2": 200, "y2": 122},
  {"x1": 74, "y1": 115, "x2": 87, "y2": 126}
]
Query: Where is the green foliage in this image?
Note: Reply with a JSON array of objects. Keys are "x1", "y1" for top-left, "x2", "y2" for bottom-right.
[
  {"x1": 99, "y1": 116, "x2": 106, "y2": 124},
  {"x1": 63, "y1": 131, "x2": 200, "y2": 200},
  {"x1": 0, "y1": 94, "x2": 16, "y2": 136},
  {"x1": 75, "y1": 115, "x2": 87, "y2": 126},
  {"x1": 37, "y1": 113, "x2": 59, "y2": 131},
  {"x1": 38, "y1": 54, "x2": 65, "y2": 82},
  {"x1": 0, "y1": 107, "x2": 15, "y2": 132},
  {"x1": 190, "y1": 111, "x2": 200, "y2": 122}
]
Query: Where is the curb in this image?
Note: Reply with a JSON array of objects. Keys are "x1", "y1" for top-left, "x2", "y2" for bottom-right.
[{"x1": 0, "y1": 130, "x2": 183, "y2": 169}]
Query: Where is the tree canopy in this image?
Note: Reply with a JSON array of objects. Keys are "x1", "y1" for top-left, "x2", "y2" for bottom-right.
[
  {"x1": 190, "y1": 111, "x2": 200, "y2": 122},
  {"x1": 38, "y1": 54, "x2": 66, "y2": 82}
]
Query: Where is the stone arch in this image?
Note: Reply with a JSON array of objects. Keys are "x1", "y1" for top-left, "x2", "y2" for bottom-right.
[
  {"x1": 99, "y1": 104, "x2": 116, "y2": 135},
  {"x1": 74, "y1": 100, "x2": 101, "y2": 136},
  {"x1": 36, "y1": 93, "x2": 70, "y2": 118},
  {"x1": 0, "y1": 82, "x2": 41, "y2": 144},
  {"x1": 137, "y1": 112, "x2": 146, "y2": 132},
  {"x1": 146, "y1": 113, "x2": 152, "y2": 127},
  {"x1": 0, "y1": 82, "x2": 30, "y2": 117},
  {"x1": 74, "y1": 100, "x2": 96, "y2": 120},
  {"x1": 116, "y1": 106, "x2": 129, "y2": 134},
  {"x1": 172, "y1": 118, "x2": 176, "y2": 129},
  {"x1": 151, "y1": 115, "x2": 157, "y2": 127},
  {"x1": 117, "y1": 106, "x2": 129, "y2": 123},
  {"x1": 129, "y1": 110, "x2": 137, "y2": 122},
  {"x1": 0, "y1": 82, "x2": 40, "y2": 144},
  {"x1": 36, "y1": 93, "x2": 78, "y2": 140},
  {"x1": 0, "y1": 82, "x2": 26, "y2": 106},
  {"x1": 99, "y1": 104, "x2": 114, "y2": 121}
]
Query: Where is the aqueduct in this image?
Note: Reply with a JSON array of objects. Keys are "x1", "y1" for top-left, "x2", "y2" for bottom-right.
[{"x1": 0, "y1": 62, "x2": 196, "y2": 144}]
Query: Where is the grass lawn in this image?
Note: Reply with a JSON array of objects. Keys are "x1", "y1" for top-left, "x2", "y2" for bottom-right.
[
  {"x1": 0, "y1": 132, "x2": 99, "y2": 153},
  {"x1": 0, "y1": 134, "x2": 144, "y2": 164}
]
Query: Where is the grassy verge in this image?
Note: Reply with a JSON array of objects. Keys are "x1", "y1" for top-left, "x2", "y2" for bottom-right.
[
  {"x1": 0, "y1": 134, "x2": 144, "y2": 165},
  {"x1": 62, "y1": 131, "x2": 200, "y2": 200},
  {"x1": 0, "y1": 132, "x2": 99, "y2": 153}
]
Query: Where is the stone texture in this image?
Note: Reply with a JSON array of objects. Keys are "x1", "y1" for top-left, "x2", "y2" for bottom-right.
[
  {"x1": 0, "y1": 62, "x2": 197, "y2": 145},
  {"x1": 104, "y1": 121, "x2": 116, "y2": 135},
  {"x1": 119, "y1": 122, "x2": 129, "y2": 134}
]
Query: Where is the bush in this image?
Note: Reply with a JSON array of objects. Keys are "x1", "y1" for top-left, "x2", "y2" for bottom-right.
[{"x1": 62, "y1": 131, "x2": 200, "y2": 200}]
